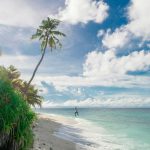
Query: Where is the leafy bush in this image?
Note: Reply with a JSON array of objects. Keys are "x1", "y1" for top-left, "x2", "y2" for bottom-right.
[
  {"x1": 0, "y1": 79, "x2": 36, "y2": 150},
  {"x1": 0, "y1": 65, "x2": 42, "y2": 107}
]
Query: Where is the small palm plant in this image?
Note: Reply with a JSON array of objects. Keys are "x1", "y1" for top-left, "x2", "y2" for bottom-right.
[
  {"x1": 1, "y1": 65, "x2": 42, "y2": 107},
  {"x1": 7, "y1": 65, "x2": 22, "y2": 89},
  {"x1": 23, "y1": 81, "x2": 43, "y2": 107},
  {"x1": 25, "y1": 17, "x2": 66, "y2": 91}
]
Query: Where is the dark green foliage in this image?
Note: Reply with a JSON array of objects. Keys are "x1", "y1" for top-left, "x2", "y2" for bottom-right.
[
  {"x1": 0, "y1": 78, "x2": 36, "y2": 149},
  {"x1": 31, "y1": 17, "x2": 66, "y2": 51},
  {"x1": 0, "y1": 65, "x2": 42, "y2": 107}
]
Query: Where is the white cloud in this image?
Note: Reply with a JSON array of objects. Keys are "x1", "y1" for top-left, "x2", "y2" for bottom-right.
[
  {"x1": 0, "y1": 0, "x2": 53, "y2": 27},
  {"x1": 97, "y1": 29, "x2": 105, "y2": 37},
  {"x1": 102, "y1": 27, "x2": 130, "y2": 49},
  {"x1": 53, "y1": 0, "x2": 109, "y2": 24},
  {"x1": 127, "y1": 0, "x2": 150, "y2": 40},
  {"x1": 54, "y1": 85, "x2": 69, "y2": 92},
  {"x1": 83, "y1": 50, "x2": 150, "y2": 77},
  {"x1": 29, "y1": 49, "x2": 150, "y2": 89},
  {"x1": 101, "y1": 0, "x2": 150, "y2": 49},
  {"x1": 1, "y1": 50, "x2": 150, "y2": 89},
  {"x1": 42, "y1": 96, "x2": 150, "y2": 108},
  {"x1": 33, "y1": 74, "x2": 150, "y2": 89},
  {"x1": 0, "y1": 54, "x2": 39, "y2": 70}
]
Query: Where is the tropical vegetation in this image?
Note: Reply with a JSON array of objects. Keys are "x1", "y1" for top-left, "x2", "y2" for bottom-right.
[
  {"x1": 0, "y1": 17, "x2": 65, "y2": 150},
  {"x1": 7, "y1": 65, "x2": 43, "y2": 107},
  {"x1": 0, "y1": 67, "x2": 36, "y2": 150}
]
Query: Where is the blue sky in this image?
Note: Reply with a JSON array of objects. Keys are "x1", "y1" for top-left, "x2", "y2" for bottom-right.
[{"x1": 0, "y1": 0, "x2": 150, "y2": 107}]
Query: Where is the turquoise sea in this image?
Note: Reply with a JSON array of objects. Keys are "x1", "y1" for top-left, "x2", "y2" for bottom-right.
[{"x1": 36, "y1": 108, "x2": 150, "y2": 150}]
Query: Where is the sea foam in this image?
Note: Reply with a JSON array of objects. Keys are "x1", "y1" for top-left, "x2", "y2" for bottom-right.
[
  {"x1": 38, "y1": 110, "x2": 150, "y2": 150},
  {"x1": 50, "y1": 114, "x2": 127, "y2": 150}
]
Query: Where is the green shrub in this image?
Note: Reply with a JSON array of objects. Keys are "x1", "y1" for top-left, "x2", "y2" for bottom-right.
[
  {"x1": 0, "y1": 79, "x2": 36, "y2": 150},
  {"x1": 0, "y1": 65, "x2": 42, "y2": 107}
]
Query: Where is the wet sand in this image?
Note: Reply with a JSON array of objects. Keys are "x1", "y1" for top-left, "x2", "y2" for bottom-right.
[{"x1": 31, "y1": 114, "x2": 76, "y2": 150}]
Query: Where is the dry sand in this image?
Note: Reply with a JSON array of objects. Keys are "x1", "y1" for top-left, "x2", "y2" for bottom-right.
[{"x1": 31, "y1": 114, "x2": 76, "y2": 150}]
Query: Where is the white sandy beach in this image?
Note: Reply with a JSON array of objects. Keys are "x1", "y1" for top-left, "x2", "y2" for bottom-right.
[
  {"x1": 31, "y1": 113, "x2": 110, "y2": 150},
  {"x1": 31, "y1": 113, "x2": 129, "y2": 150},
  {"x1": 31, "y1": 113, "x2": 77, "y2": 150}
]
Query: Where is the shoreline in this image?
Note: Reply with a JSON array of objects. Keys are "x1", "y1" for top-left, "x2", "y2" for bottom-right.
[{"x1": 31, "y1": 113, "x2": 77, "y2": 150}]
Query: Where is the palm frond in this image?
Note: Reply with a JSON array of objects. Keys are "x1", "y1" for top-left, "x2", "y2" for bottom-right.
[
  {"x1": 51, "y1": 30, "x2": 66, "y2": 37},
  {"x1": 0, "y1": 66, "x2": 42, "y2": 107},
  {"x1": 31, "y1": 17, "x2": 65, "y2": 52},
  {"x1": 40, "y1": 40, "x2": 47, "y2": 51},
  {"x1": 49, "y1": 36, "x2": 56, "y2": 49}
]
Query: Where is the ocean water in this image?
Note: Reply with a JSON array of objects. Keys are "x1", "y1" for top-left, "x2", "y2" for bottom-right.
[{"x1": 36, "y1": 108, "x2": 150, "y2": 150}]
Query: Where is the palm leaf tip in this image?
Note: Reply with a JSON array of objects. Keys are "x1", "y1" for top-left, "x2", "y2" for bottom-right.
[
  {"x1": 52, "y1": 31, "x2": 66, "y2": 37},
  {"x1": 31, "y1": 34, "x2": 38, "y2": 40}
]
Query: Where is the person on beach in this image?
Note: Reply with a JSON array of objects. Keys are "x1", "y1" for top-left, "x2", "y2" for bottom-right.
[{"x1": 74, "y1": 107, "x2": 79, "y2": 117}]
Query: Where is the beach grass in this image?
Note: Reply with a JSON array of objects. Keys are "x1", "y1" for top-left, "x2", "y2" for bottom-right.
[{"x1": 0, "y1": 73, "x2": 36, "y2": 150}]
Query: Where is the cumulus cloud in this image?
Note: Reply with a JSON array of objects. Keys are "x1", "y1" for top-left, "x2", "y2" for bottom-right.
[
  {"x1": 1, "y1": 49, "x2": 150, "y2": 89},
  {"x1": 102, "y1": 27, "x2": 130, "y2": 49},
  {"x1": 6, "y1": 50, "x2": 149, "y2": 89},
  {"x1": 97, "y1": 29, "x2": 105, "y2": 37},
  {"x1": 127, "y1": 0, "x2": 150, "y2": 40},
  {"x1": 101, "y1": 0, "x2": 150, "y2": 49},
  {"x1": 42, "y1": 96, "x2": 150, "y2": 108},
  {"x1": 29, "y1": 49, "x2": 150, "y2": 89},
  {"x1": 53, "y1": 0, "x2": 109, "y2": 24},
  {"x1": 0, "y1": 0, "x2": 54, "y2": 27},
  {"x1": 34, "y1": 74, "x2": 150, "y2": 89},
  {"x1": 83, "y1": 50, "x2": 150, "y2": 77},
  {"x1": 2, "y1": 52, "x2": 150, "y2": 108}
]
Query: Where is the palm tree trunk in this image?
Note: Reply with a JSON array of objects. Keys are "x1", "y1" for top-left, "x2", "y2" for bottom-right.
[
  {"x1": 25, "y1": 48, "x2": 46, "y2": 92},
  {"x1": 25, "y1": 39, "x2": 48, "y2": 93},
  {"x1": 27, "y1": 48, "x2": 46, "y2": 86}
]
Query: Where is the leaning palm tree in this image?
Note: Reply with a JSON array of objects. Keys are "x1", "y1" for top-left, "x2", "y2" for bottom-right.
[{"x1": 25, "y1": 17, "x2": 66, "y2": 91}]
